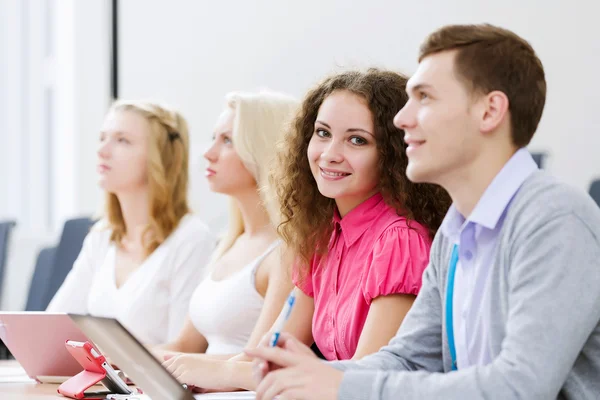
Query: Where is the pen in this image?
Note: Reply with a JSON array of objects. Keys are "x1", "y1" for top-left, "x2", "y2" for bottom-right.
[{"x1": 269, "y1": 291, "x2": 296, "y2": 347}]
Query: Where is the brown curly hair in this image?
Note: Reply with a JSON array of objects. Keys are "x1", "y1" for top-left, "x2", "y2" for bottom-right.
[{"x1": 272, "y1": 68, "x2": 451, "y2": 273}]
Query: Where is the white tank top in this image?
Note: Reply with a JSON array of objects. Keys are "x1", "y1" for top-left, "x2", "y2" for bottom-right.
[{"x1": 188, "y1": 240, "x2": 281, "y2": 355}]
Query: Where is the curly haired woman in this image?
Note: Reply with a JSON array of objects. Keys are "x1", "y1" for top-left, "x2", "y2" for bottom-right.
[{"x1": 272, "y1": 69, "x2": 451, "y2": 364}]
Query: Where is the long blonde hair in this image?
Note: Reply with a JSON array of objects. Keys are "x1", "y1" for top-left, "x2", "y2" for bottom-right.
[
  {"x1": 104, "y1": 99, "x2": 191, "y2": 256},
  {"x1": 211, "y1": 91, "x2": 298, "y2": 260}
]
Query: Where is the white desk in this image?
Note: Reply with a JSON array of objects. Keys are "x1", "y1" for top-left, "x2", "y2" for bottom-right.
[
  {"x1": 0, "y1": 360, "x2": 255, "y2": 399},
  {"x1": 0, "y1": 360, "x2": 62, "y2": 399}
]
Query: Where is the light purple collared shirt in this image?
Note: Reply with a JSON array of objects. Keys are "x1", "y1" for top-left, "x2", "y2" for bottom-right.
[{"x1": 440, "y1": 148, "x2": 539, "y2": 368}]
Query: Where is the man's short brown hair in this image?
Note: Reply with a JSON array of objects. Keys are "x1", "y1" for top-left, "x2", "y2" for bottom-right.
[{"x1": 420, "y1": 24, "x2": 546, "y2": 147}]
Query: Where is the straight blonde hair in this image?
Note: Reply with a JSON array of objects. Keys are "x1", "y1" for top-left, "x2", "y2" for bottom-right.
[
  {"x1": 104, "y1": 99, "x2": 191, "y2": 256},
  {"x1": 211, "y1": 91, "x2": 298, "y2": 260}
]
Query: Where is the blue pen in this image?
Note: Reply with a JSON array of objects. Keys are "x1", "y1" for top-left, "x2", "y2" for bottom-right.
[{"x1": 269, "y1": 291, "x2": 296, "y2": 347}]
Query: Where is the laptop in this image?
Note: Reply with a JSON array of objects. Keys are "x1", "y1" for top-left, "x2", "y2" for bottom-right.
[
  {"x1": 0, "y1": 312, "x2": 89, "y2": 383},
  {"x1": 68, "y1": 314, "x2": 196, "y2": 400}
]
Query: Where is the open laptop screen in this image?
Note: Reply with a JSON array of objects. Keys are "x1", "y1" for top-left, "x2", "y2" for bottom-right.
[
  {"x1": 68, "y1": 314, "x2": 194, "y2": 400},
  {"x1": 0, "y1": 312, "x2": 89, "y2": 381}
]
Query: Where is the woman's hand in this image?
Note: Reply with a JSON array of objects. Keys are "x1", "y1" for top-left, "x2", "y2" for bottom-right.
[{"x1": 163, "y1": 353, "x2": 229, "y2": 390}]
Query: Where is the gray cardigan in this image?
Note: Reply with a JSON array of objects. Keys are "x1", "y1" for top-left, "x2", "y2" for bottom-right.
[{"x1": 332, "y1": 171, "x2": 600, "y2": 400}]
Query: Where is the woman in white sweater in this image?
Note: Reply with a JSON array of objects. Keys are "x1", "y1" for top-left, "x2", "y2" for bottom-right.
[{"x1": 47, "y1": 100, "x2": 216, "y2": 344}]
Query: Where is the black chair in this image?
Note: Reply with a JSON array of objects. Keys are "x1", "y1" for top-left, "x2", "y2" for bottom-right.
[
  {"x1": 25, "y1": 247, "x2": 57, "y2": 311},
  {"x1": 41, "y1": 217, "x2": 94, "y2": 308},
  {"x1": 589, "y1": 179, "x2": 600, "y2": 208},
  {"x1": 0, "y1": 220, "x2": 16, "y2": 298},
  {"x1": 530, "y1": 151, "x2": 547, "y2": 169},
  {"x1": 311, "y1": 342, "x2": 326, "y2": 360},
  {"x1": 0, "y1": 220, "x2": 16, "y2": 360},
  {"x1": 0, "y1": 339, "x2": 9, "y2": 360}
]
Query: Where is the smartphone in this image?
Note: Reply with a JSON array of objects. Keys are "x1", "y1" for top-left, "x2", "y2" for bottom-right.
[{"x1": 62, "y1": 340, "x2": 132, "y2": 398}]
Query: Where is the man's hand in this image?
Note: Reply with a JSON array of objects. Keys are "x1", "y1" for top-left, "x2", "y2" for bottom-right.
[{"x1": 246, "y1": 333, "x2": 343, "y2": 400}]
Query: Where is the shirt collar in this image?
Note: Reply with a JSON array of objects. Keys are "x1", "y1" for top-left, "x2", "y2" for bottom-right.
[
  {"x1": 334, "y1": 192, "x2": 386, "y2": 246},
  {"x1": 441, "y1": 148, "x2": 538, "y2": 238}
]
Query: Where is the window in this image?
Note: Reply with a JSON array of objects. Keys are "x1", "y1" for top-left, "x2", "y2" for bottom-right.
[{"x1": 0, "y1": 0, "x2": 55, "y2": 233}]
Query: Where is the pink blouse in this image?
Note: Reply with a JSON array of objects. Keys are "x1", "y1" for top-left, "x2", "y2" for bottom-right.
[{"x1": 294, "y1": 193, "x2": 432, "y2": 360}]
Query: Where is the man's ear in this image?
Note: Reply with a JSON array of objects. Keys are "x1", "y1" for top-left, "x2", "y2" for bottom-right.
[{"x1": 480, "y1": 90, "x2": 509, "y2": 134}]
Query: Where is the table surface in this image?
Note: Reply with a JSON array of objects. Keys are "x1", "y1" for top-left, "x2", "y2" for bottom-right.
[
  {"x1": 0, "y1": 360, "x2": 256, "y2": 399},
  {"x1": 0, "y1": 360, "x2": 62, "y2": 399}
]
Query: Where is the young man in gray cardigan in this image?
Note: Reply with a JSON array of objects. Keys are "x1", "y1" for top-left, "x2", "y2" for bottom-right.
[{"x1": 247, "y1": 24, "x2": 600, "y2": 400}]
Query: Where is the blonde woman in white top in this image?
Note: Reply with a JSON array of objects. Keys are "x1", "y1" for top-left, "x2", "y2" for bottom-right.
[
  {"x1": 47, "y1": 100, "x2": 216, "y2": 344},
  {"x1": 156, "y1": 91, "x2": 298, "y2": 381}
]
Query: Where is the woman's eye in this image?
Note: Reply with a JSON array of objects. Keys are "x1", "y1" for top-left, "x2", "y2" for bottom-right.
[
  {"x1": 350, "y1": 136, "x2": 367, "y2": 146},
  {"x1": 315, "y1": 129, "x2": 330, "y2": 138}
]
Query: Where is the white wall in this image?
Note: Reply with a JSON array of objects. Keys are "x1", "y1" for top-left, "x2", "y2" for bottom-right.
[
  {"x1": 52, "y1": 0, "x2": 110, "y2": 225},
  {"x1": 3, "y1": 0, "x2": 599, "y2": 309},
  {"x1": 116, "y1": 0, "x2": 600, "y2": 233}
]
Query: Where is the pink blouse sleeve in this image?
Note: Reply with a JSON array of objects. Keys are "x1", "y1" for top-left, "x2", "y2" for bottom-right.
[
  {"x1": 292, "y1": 257, "x2": 315, "y2": 297},
  {"x1": 362, "y1": 226, "x2": 432, "y2": 305}
]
